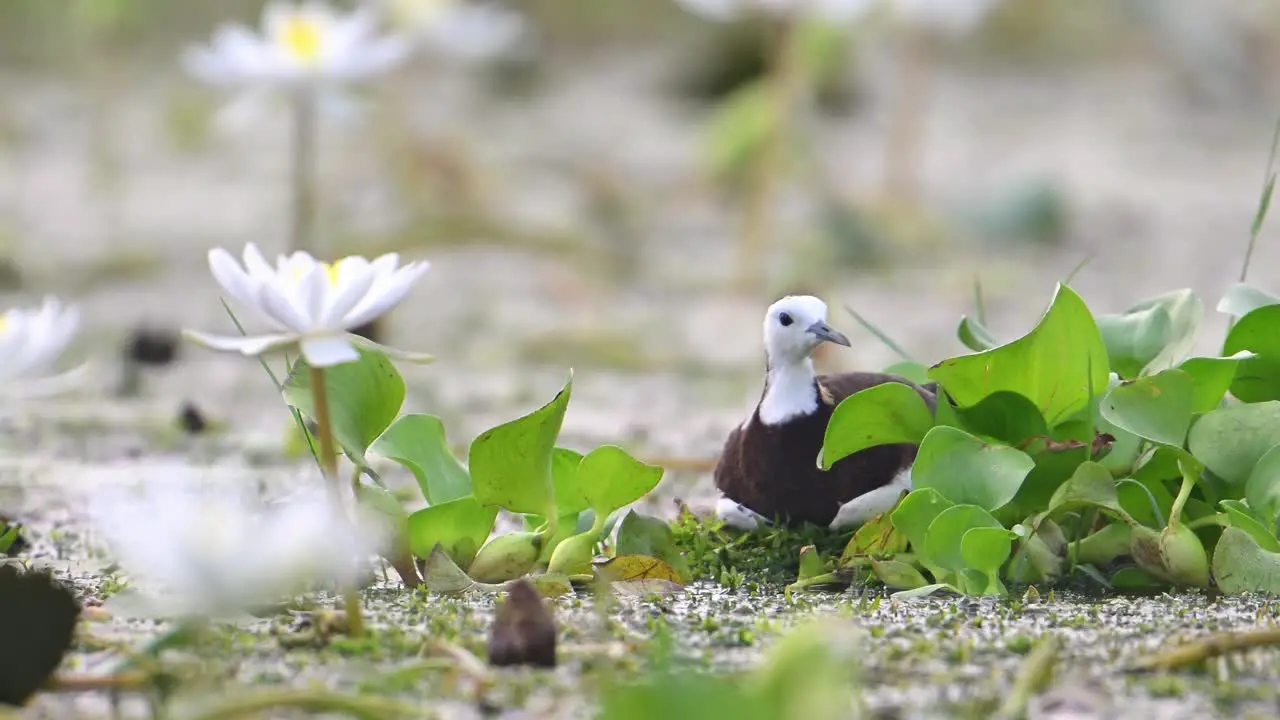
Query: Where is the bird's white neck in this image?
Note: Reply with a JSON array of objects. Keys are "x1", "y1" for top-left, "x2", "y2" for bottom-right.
[{"x1": 758, "y1": 356, "x2": 818, "y2": 426}]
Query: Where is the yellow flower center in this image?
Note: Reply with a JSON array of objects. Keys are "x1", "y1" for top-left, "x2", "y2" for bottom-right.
[{"x1": 281, "y1": 16, "x2": 325, "y2": 66}]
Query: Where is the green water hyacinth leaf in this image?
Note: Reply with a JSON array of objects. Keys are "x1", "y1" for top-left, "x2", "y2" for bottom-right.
[
  {"x1": 883, "y1": 361, "x2": 930, "y2": 385},
  {"x1": 1217, "y1": 282, "x2": 1280, "y2": 318},
  {"x1": 1220, "y1": 499, "x2": 1280, "y2": 553},
  {"x1": 929, "y1": 284, "x2": 1109, "y2": 426},
  {"x1": 1223, "y1": 305, "x2": 1280, "y2": 402},
  {"x1": 614, "y1": 511, "x2": 690, "y2": 582},
  {"x1": 1179, "y1": 352, "x2": 1255, "y2": 413},
  {"x1": 924, "y1": 505, "x2": 1005, "y2": 575},
  {"x1": 574, "y1": 446, "x2": 664, "y2": 518},
  {"x1": 469, "y1": 372, "x2": 573, "y2": 516},
  {"x1": 951, "y1": 391, "x2": 1047, "y2": 446},
  {"x1": 370, "y1": 414, "x2": 471, "y2": 505},
  {"x1": 1187, "y1": 401, "x2": 1280, "y2": 485},
  {"x1": 1130, "y1": 523, "x2": 1210, "y2": 588},
  {"x1": 913, "y1": 426, "x2": 1035, "y2": 511},
  {"x1": 1099, "y1": 369, "x2": 1194, "y2": 447},
  {"x1": 283, "y1": 347, "x2": 405, "y2": 459},
  {"x1": 1096, "y1": 289, "x2": 1202, "y2": 379},
  {"x1": 820, "y1": 383, "x2": 934, "y2": 470},
  {"x1": 871, "y1": 559, "x2": 929, "y2": 590},
  {"x1": 841, "y1": 511, "x2": 907, "y2": 567},
  {"x1": 890, "y1": 488, "x2": 953, "y2": 569},
  {"x1": 1246, "y1": 446, "x2": 1280, "y2": 533},
  {"x1": 407, "y1": 495, "x2": 498, "y2": 569},
  {"x1": 1212, "y1": 526, "x2": 1280, "y2": 594},
  {"x1": 547, "y1": 531, "x2": 598, "y2": 576},
  {"x1": 957, "y1": 315, "x2": 998, "y2": 352},
  {"x1": 550, "y1": 448, "x2": 588, "y2": 515},
  {"x1": 535, "y1": 511, "x2": 581, "y2": 564},
  {"x1": 960, "y1": 527, "x2": 1014, "y2": 592},
  {"x1": 1110, "y1": 566, "x2": 1165, "y2": 591},
  {"x1": 1043, "y1": 461, "x2": 1125, "y2": 519}
]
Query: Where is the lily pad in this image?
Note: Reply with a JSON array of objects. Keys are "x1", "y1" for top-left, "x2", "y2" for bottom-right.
[
  {"x1": 821, "y1": 382, "x2": 935, "y2": 469},
  {"x1": 283, "y1": 348, "x2": 405, "y2": 460},
  {"x1": 929, "y1": 284, "x2": 1109, "y2": 427},
  {"x1": 1187, "y1": 401, "x2": 1280, "y2": 485},
  {"x1": 469, "y1": 372, "x2": 573, "y2": 516},
  {"x1": 1212, "y1": 526, "x2": 1280, "y2": 594},
  {"x1": 407, "y1": 495, "x2": 499, "y2": 569},
  {"x1": 1099, "y1": 369, "x2": 1194, "y2": 448},
  {"x1": 913, "y1": 426, "x2": 1035, "y2": 511},
  {"x1": 370, "y1": 414, "x2": 471, "y2": 505}
]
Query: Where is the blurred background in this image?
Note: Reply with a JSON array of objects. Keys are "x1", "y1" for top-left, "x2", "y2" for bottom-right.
[{"x1": 1, "y1": 0, "x2": 1279, "y2": 503}]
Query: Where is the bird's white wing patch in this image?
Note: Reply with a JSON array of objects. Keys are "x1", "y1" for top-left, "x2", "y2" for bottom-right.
[
  {"x1": 716, "y1": 495, "x2": 771, "y2": 531},
  {"x1": 828, "y1": 466, "x2": 913, "y2": 532}
]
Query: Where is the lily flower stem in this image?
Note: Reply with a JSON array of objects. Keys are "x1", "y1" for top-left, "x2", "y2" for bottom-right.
[
  {"x1": 738, "y1": 15, "x2": 806, "y2": 295},
  {"x1": 306, "y1": 363, "x2": 365, "y2": 638},
  {"x1": 290, "y1": 88, "x2": 318, "y2": 255},
  {"x1": 883, "y1": 25, "x2": 933, "y2": 206}
]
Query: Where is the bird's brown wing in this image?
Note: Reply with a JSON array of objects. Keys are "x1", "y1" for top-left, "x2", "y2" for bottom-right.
[{"x1": 817, "y1": 372, "x2": 938, "y2": 412}]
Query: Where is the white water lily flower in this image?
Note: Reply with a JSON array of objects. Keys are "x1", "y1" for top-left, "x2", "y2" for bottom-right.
[
  {"x1": 891, "y1": 0, "x2": 999, "y2": 35},
  {"x1": 0, "y1": 297, "x2": 86, "y2": 398},
  {"x1": 86, "y1": 480, "x2": 387, "y2": 618},
  {"x1": 184, "y1": 242, "x2": 431, "y2": 368},
  {"x1": 375, "y1": 0, "x2": 525, "y2": 60},
  {"x1": 184, "y1": 1, "x2": 410, "y2": 89},
  {"x1": 676, "y1": 0, "x2": 876, "y2": 23}
]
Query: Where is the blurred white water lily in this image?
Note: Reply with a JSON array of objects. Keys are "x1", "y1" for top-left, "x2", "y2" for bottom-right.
[
  {"x1": 890, "y1": 0, "x2": 999, "y2": 35},
  {"x1": 87, "y1": 480, "x2": 387, "y2": 618},
  {"x1": 676, "y1": 0, "x2": 876, "y2": 23},
  {"x1": 0, "y1": 297, "x2": 86, "y2": 398},
  {"x1": 184, "y1": 1, "x2": 410, "y2": 89},
  {"x1": 184, "y1": 243, "x2": 431, "y2": 367},
  {"x1": 375, "y1": 0, "x2": 525, "y2": 60},
  {"x1": 183, "y1": 1, "x2": 411, "y2": 128}
]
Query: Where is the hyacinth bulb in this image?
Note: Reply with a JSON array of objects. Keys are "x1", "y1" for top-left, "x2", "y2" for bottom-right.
[
  {"x1": 1130, "y1": 523, "x2": 1210, "y2": 588},
  {"x1": 467, "y1": 531, "x2": 543, "y2": 584},
  {"x1": 546, "y1": 531, "x2": 597, "y2": 576}
]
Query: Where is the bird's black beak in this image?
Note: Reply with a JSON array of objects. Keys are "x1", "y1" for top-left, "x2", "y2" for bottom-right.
[{"x1": 807, "y1": 321, "x2": 851, "y2": 347}]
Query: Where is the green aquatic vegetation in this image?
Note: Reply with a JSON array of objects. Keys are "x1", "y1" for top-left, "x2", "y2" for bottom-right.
[
  {"x1": 811, "y1": 276, "x2": 1280, "y2": 598},
  {"x1": 287, "y1": 354, "x2": 675, "y2": 592}
]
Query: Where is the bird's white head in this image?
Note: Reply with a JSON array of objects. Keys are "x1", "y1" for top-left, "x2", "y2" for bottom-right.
[{"x1": 762, "y1": 295, "x2": 851, "y2": 367}]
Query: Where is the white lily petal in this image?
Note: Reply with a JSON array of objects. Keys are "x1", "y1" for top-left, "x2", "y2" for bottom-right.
[
  {"x1": 320, "y1": 257, "x2": 376, "y2": 327},
  {"x1": 349, "y1": 335, "x2": 435, "y2": 364},
  {"x1": 242, "y1": 242, "x2": 279, "y2": 283},
  {"x1": 182, "y1": 329, "x2": 299, "y2": 357},
  {"x1": 300, "y1": 335, "x2": 361, "y2": 367},
  {"x1": 340, "y1": 261, "x2": 426, "y2": 329},
  {"x1": 0, "y1": 363, "x2": 90, "y2": 400},
  {"x1": 209, "y1": 247, "x2": 268, "y2": 318},
  {"x1": 297, "y1": 262, "x2": 333, "y2": 328},
  {"x1": 256, "y1": 281, "x2": 313, "y2": 334}
]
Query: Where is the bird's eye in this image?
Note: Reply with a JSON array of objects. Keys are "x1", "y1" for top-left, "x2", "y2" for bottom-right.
[{"x1": 778, "y1": 312, "x2": 793, "y2": 327}]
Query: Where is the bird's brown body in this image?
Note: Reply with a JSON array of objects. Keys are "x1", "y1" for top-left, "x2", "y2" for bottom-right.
[{"x1": 714, "y1": 372, "x2": 937, "y2": 528}]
